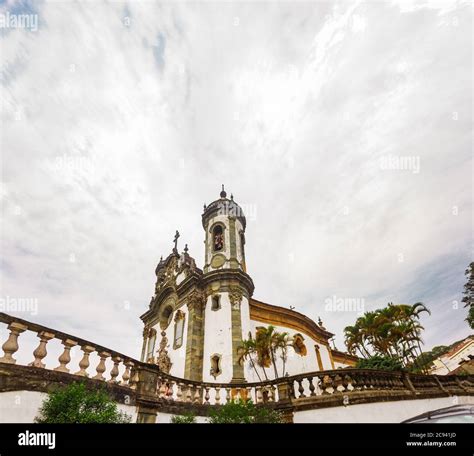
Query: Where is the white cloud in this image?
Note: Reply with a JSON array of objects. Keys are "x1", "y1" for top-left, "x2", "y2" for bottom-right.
[{"x1": 0, "y1": 0, "x2": 471, "y2": 359}]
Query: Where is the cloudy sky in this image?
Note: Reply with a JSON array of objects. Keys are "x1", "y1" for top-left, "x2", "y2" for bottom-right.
[{"x1": 0, "y1": 0, "x2": 472, "y2": 360}]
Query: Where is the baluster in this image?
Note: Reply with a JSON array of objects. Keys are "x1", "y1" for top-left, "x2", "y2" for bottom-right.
[
  {"x1": 158, "y1": 377, "x2": 167, "y2": 397},
  {"x1": 29, "y1": 331, "x2": 55, "y2": 368},
  {"x1": 246, "y1": 386, "x2": 252, "y2": 402},
  {"x1": 194, "y1": 385, "x2": 201, "y2": 404},
  {"x1": 225, "y1": 387, "x2": 231, "y2": 404},
  {"x1": 268, "y1": 385, "x2": 274, "y2": 402},
  {"x1": 344, "y1": 375, "x2": 353, "y2": 392},
  {"x1": 0, "y1": 322, "x2": 28, "y2": 364},
  {"x1": 297, "y1": 378, "x2": 305, "y2": 398},
  {"x1": 186, "y1": 385, "x2": 193, "y2": 403},
  {"x1": 215, "y1": 387, "x2": 221, "y2": 405},
  {"x1": 314, "y1": 376, "x2": 323, "y2": 395},
  {"x1": 335, "y1": 374, "x2": 344, "y2": 392},
  {"x1": 74, "y1": 345, "x2": 95, "y2": 377},
  {"x1": 93, "y1": 351, "x2": 110, "y2": 380},
  {"x1": 308, "y1": 376, "x2": 316, "y2": 396},
  {"x1": 322, "y1": 375, "x2": 333, "y2": 394},
  {"x1": 121, "y1": 360, "x2": 133, "y2": 386},
  {"x1": 256, "y1": 386, "x2": 263, "y2": 404},
  {"x1": 176, "y1": 383, "x2": 183, "y2": 402},
  {"x1": 165, "y1": 380, "x2": 174, "y2": 399},
  {"x1": 130, "y1": 366, "x2": 139, "y2": 389},
  {"x1": 109, "y1": 356, "x2": 121, "y2": 383},
  {"x1": 204, "y1": 386, "x2": 210, "y2": 405},
  {"x1": 54, "y1": 339, "x2": 77, "y2": 373}
]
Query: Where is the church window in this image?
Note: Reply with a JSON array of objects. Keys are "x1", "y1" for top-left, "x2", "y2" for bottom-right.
[
  {"x1": 173, "y1": 310, "x2": 185, "y2": 349},
  {"x1": 160, "y1": 305, "x2": 174, "y2": 330},
  {"x1": 211, "y1": 295, "x2": 221, "y2": 311},
  {"x1": 146, "y1": 329, "x2": 157, "y2": 362},
  {"x1": 210, "y1": 354, "x2": 222, "y2": 379},
  {"x1": 212, "y1": 224, "x2": 224, "y2": 252},
  {"x1": 293, "y1": 334, "x2": 307, "y2": 356}
]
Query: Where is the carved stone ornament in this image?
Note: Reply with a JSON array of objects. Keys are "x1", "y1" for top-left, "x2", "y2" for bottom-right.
[
  {"x1": 229, "y1": 287, "x2": 243, "y2": 309},
  {"x1": 156, "y1": 331, "x2": 172, "y2": 374},
  {"x1": 174, "y1": 310, "x2": 185, "y2": 322},
  {"x1": 155, "y1": 256, "x2": 178, "y2": 294}
]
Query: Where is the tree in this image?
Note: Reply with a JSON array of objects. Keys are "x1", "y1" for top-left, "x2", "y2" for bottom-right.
[
  {"x1": 237, "y1": 335, "x2": 262, "y2": 382},
  {"x1": 239, "y1": 326, "x2": 289, "y2": 380},
  {"x1": 208, "y1": 400, "x2": 283, "y2": 424},
  {"x1": 171, "y1": 413, "x2": 197, "y2": 423},
  {"x1": 343, "y1": 302, "x2": 430, "y2": 370},
  {"x1": 356, "y1": 355, "x2": 404, "y2": 371},
  {"x1": 462, "y1": 262, "x2": 474, "y2": 329},
  {"x1": 35, "y1": 382, "x2": 131, "y2": 423}
]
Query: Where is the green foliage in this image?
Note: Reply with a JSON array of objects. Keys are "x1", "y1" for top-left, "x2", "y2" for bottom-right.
[
  {"x1": 410, "y1": 345, "x2": 449, "y2": 373},
  {"x1": 238, "y1": 326, "x2": 290, "y2": 380},
  {"x1": 462, "y1": 262, "x2": 474, "y2": 329},
  {"x1": 344, "y1": 302, "x2": 430, "y2": 369},
  {"x1": 356, "y1": 355, "x2": 404, "y2": 371},
  {"x1": 171, "y1": 413, "x2": 197, "y2": 424},
  {"x1": 35, "y1": 382, "x2": 132, "y2": 423},
  {"x1": 208, "y1": 399, "x2": 283, "y2": 424}
]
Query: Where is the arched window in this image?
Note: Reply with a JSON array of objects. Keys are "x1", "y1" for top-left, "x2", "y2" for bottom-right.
[
  {"x1": 210, "y1": 354, "x2": 222, "y2": 379},
  {"x1": 212, "y1": 224, "x2": 224, "y2": 252},
  {"x1": 160, "y1": 305, "x2": 174, "y2": 330},
  {"x1": 211, "y1": 295, "x2": 221, "y2": 311},
  {"x1": 293, "y1": 334, "x2": 307, "y2": 356},
  {"x1": 146, "y1": 329, "x2": 157, "y2": 362},
  {"x1": 173, "y1": 310, "x2": 185, "y2": 349}
]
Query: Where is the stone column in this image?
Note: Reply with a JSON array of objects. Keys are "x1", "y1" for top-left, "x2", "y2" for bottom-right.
[
  {"x1": 229, "y1": 287, "x2": 245, "y2": 383},
  {"x1": 140, "y1": 327, "x2": 149, "y2": 362},
  {"x1": 184, "y1": 290, "x2": 206, "y2": 381},
  {"x1": 135, "y1": 364, "x2": 160, "y2": 423},
  {"x1": 314, "y1": 345, "x2": 324, "y2": 371}
]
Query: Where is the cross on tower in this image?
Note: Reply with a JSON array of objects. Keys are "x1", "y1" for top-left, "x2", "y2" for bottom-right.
[{"x1": 173, "y1": 230, "x2": 180, "y2": 253}]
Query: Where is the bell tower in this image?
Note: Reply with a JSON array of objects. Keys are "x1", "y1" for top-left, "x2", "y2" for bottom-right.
[
  {"x1": 202, "y1": 185, "x2": 247, "y2": 273},
  {"x1": 201, "y1": 186, "x2": 254, "y2": 383}
]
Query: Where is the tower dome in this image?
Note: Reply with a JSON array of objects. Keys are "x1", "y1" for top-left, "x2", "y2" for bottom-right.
[{"x1": 202, "y1": 185, "x2": 248, "y2": 273}]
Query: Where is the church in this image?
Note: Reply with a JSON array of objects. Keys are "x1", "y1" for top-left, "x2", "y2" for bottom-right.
[{"x1": 140, "y1": 187, "x2": 357, "y2": 383}]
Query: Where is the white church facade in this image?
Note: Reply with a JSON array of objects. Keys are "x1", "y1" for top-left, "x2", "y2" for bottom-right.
[{"x1": 140, "y1": 187, "x2": 357, "y2": 383}]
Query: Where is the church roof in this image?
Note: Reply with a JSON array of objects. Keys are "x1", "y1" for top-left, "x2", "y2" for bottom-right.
[
  {"x1": 202, "y1": 185, "x2": 246, "y2": 229},
  {"x1": 249, "y1": 298, "x2": 334, "y2": 345}
]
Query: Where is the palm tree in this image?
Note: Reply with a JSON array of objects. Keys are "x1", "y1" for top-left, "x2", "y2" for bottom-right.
[
  {"x1": 273, "y1": 331, "x2": 290, "y2": 377},
  {"x1": 344, "y1": 302, "x2": 431, "y2": 371},
  {"x1": 240, "y1": 326, "x2": 290, "y2": 379},
  {"x1": 344, "y1": 324, "x2": 370, "y2": 358},
  {"x1": 237, "y1": 334, "x2": 262, "y2": 382}
]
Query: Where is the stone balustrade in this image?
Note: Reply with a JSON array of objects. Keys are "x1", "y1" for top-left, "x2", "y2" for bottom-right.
[
  {"x1": 0, "y1": 312, "x2": 138, "y2": 389},
  {"x1": 1, "y1": 312, "x2": 473, "y2": 419},
  {"x1": 152, "y1": 372, "x2": 283, "y2": 406}
]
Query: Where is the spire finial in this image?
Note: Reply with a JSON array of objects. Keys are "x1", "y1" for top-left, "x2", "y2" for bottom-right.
[
  {"x1": 220, "y1": 184, "x2": 227, "y2": 198},
  {"x1": 230, "y1": 193, "x2": 234, "y2": 201},
  {"x1": 173, "y1": 230, "x2": 180, "y2": 253},
  {"x1": 184, "y1": 243, "x2": 189, "y2": 253}
]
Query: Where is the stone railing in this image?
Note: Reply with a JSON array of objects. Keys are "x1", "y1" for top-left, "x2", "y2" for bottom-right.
[
  {"x1": 1, "y1": 312, "x2": 473, "y2": 421},
  {"x1": 140, "y1": 368, "x2": 286, "y2": 406},
  {"x1": 0, "y1": 312, "x2": 139, "y2": 389}
]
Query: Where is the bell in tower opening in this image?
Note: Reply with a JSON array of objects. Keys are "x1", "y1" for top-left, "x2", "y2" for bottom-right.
[{"x1": 213, "y1": 224, "x2": 224, "y2": 251}]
